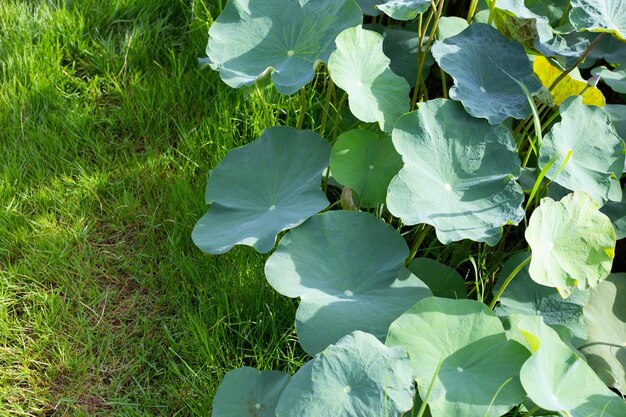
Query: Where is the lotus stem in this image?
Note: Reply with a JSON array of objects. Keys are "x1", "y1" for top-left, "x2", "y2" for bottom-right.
[
  {"x1": 296, "y1": 87, "x2": 307, "y2": 130},
  {"x1": 407, "y1": 224, "x2": 433, "y2": 264},
  {"x1": 466, "y1": 0, "x2": 479, "y2": 22},
  {"x1": 320, "y1": 76, "x2": 335, "y2": 136},
  {"x1": 489, "y1": 254, "x2": 531, "y2": 309},
  {"x1": 557, "y1": 0, "x2": 571, "y2": 28},
  {"x1": 412, "y1": 0, "x2": 445, "y2": 109}
]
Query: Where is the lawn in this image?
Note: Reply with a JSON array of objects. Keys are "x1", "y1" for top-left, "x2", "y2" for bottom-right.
[{"x1": 0, "y1": 0, "x2": 306, "y2": 415}]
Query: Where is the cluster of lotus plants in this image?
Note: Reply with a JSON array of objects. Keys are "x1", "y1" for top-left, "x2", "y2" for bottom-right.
[{"x1": 194, "y1": 0, "x2": 626, "y2": 415}]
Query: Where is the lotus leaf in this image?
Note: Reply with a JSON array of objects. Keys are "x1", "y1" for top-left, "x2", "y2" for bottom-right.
[
  {"x1": 533, "y1": 56, "x2": 606, "y2": 106},
  {"x1": 516, "y1": 315, "x2": 626, "y2": 416},
  {"x1": 526, "y1": 0, "x2": 572, "y2": 26},
  {"x1": 275, "y1": 331, "x2": 414, "y2": 417},
  {"x1": 580, "y1": 274, "x2": 626, "y2": 392},
  {"x1": 386, "y1": 99, "x2": 524, "y2": 246},
  {"x1": 606, "y1": 105, "x2": 626, "y2": 158},
  {"x1": 602, "y1": 199, "x2": 626, "y2": 240},
  {"x1": 493, "y1": 252, "x2": 589, "y2": 346},
  {"x1": 356, "y1": 0, "x2": 382, "y2": 15},
  {"x1": 431, "y1": 23, "x2": 542, "y2": 124},
  {"x1": 437, "y1": 16, "x2": 468, "y2": 41},
  {"x1": 377, "y1": 0, "x2": 430, "y2": 21},
  {"x1": 539, "y1": 97, "x2": 624, "y2": 205},
  {"x1": 387, "y1": 297, "x2": 529, "y2": 417},
  {"x1": 212, "y1": 367, "x2": 290, "y2": 417},
  {"x1": 265, "y1": 210, "x2": 431, "y2": 355},
  {"x1": 525, "y1": 192, "x2": 616, "y2": 297},
  {"x1": 330, "y1": 130, "x2": 402, "y2": 206},
  {"x1": 192, "y1": 126, "x2": 330, "y2": 254},
  {"x1": 381, "y1": 28, "x2": 434, "y2": 87},
  {"x1": 328, "y1": 26, "x2": 410, "y2": 132},
  {"x1": 204, "y1": 0, "x2": 362, "y2": 94},
  {"x1": 408, "y1": 257, "x2": 466, "y2": 299},
  {"x1": 570, "y1": 0, "x2": 626, "y2": 41},
  {"x1": 592, "y1": 65, "x2": 626, "y2": 94}
]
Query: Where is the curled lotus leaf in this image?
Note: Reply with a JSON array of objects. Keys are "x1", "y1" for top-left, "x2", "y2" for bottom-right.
[
  {"x1": 431, "y1": 23, "x2": 542, "y2": 125},
  {"x1": 205, "y1": 0, "x2": 362, "y2": 95},
  {"x1": 330, "y1": 130, "x2": 402, "y2": 206},
  {"x1": 275, "y1": 331, "x2": 415, "y2": 417},
  {"x1": 493, "y1": 252, "x2": 590, "y2": 346},
  {"x1": 386, "y1": 99, "x2": 524, "y2": 246},
  {"x1": 212, "y1": 367, "x2": 290, "y2": 417},
  {"x1": 539, "y1": 96, "x2": 624, "y2": 205},
  {"x1": 329, "y1": 26, "x2": 410, "y2": 132},
  {"x1": 264, "y1": 210, "x2": 431, "y2": 355},
  {"x1": 580, "y1": 274, "x2": 626, "y2": 392},
  {"x1": 592, "y1": 65, "x2": 626, "y2": 94},
  {"x1": 386, "y1": 297, "x2": 529, "y2": 417},
  {"x1": 515, "y1": 315, "x2": 626, "y2": 416},
  {"x1": 376, "y1": 0, "x2": 430, "y2": 21},
  {"x1": 525, "y1": 192, "x2": 616, "y2": 297},
  {"x1": 570, "y1": 0, "x2": 626, "y2": 41},
  {"x1": 192, "y1": 126, "x2": 330, "y2": 255}
]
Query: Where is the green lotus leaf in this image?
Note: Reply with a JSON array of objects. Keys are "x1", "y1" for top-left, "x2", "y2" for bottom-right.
[
  {"x1": 356, "y1": 0, "x2": 382, "y2": 15},
  {"x1": 526, "y1": 0, "x2": 571, "y2": 26},
  {"x1": 387, "y1": 297, "x2": 529, "y2": 417},
  {"x1": 408, "y1": 258, "x2": 467, "y2": 299},
  {"x1": 516, "y1": 315, "x2": 626, "y2": 416},
  {"x1": 570, "y1": 0, "x2": 626, "y2": 41},
  {"x1": 275, "y1": 331, "x2": 414, "y2": 417},
  {"x1": 495, "y1": 0, "x2": 554, "y2": 48},
  {"x1": 525, "y1": 192, "x2": 616, "y2": 297},
  {"x1": 606, "y1": 105, "x2": 626, "y2": 146},
  {"x1": 493, "y1": 252, "x2": 590, "y2": 346},
  {"x1": 330, "y1": 130, "x2": 402, "y2": 206},
  {"x1": 205, "y1": 0, "x2": 362, "y2": 95},
  {"x1": 377, "y1": 0, "x2": 430, "y2": 21},
  {"x1": 212, "y1": 367, "x2": 290, "y2": 417},
  {"x1": 539, "y1": 96, "x2": 625, "y2": 205},
  {"x1": 431, "y1": 23, "x2": 542, "y2": 124},
  {"x1": 192, "y1": 127, "x2": 330, "y2": 255},
  {"x1": 437, "y1": 16, "x2": 469, "y2": 41},
  {"x1": 329, "y1": 26, "x2": 410, "y2": 132},
  {"x1": 381, "y1": 28, "x2": 434, "y2": 87},
  {"x1": 601, "y1": 199, "x2": 626, "y2": 240},
  {"x1": 265, "y1": 211, "x2": 431, "y2": 355},
  {"x1": 386, "y1": 99, "x2": 524, "y2": 246},
  {"x1": 580, "y1": 274, "x2": 626, "y2": 392},
  {"x1": 592, "y1": 65, "x2": 626, "y2": 94}
]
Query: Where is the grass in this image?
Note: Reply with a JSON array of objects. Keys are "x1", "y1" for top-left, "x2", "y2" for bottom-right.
[{"x1": 0, "y1": 0, "x2": 308, "y2": 415}]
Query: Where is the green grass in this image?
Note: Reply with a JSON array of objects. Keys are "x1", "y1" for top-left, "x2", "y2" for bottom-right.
[{"x1": 0, "y1": 0, "x2": 308, "y2": 415}]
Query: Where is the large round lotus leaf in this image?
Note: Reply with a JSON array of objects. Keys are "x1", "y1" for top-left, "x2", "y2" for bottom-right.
[
  {"x1": 328, "y1": 26, "x2": 410, "y2": 132},
  {"x1": 431, "y1": 23, "x2": 542, "y2": 125},
  {"x1": 381, "y1": 28, "x2": 434, "y2": 87},
  {"x1": 539, "y1": 96, "x2": 624, "y2": 205},
  {"x1": 205, "y1": 0, "x2": 362, "y2": 95},
  {"x1": 275, "y1": 331, "x2": 414, "y2": 417},
  {"x1": 493, "y1": 252, "x2": 590, "y2": 346},
  {"x1": 386, "y1": 99, "x2": 524, "y2": 246},
  {"x1": 330, "y1": 130, "x2": 402, "y2": 206},
  {"x1": 515, "y1": 315, "x2": 626, "y2": 416},
  {"x1": 212, "y1": 367, "x2": 290, "y2": 417},
  {"x1": 376, "y1": 0, "x2": 430, "y2": 21},
  {"x1": 525, "y1": 192, "x2": 616, "y2": 297},
  {"x1": 386, "y1": 297, "x2": 529, "y2": 417},
  {"x1": 408, "y1": 258, "x2": 467, "y2": 299},
  {"x1": 580, "y1": 274, "x2": 626, "y2": 392},
  {"x1": 265, "y1": 211, "x2": 431, "y2": 355},
  {"x1": 570, "y1": 0, "x2": 626, "y2": 41},
  {"x1": 533, "y1": 56, "x2": 606, "y2": 106},
  {"x1": 192, "y1": 127, "x2": 330, "y2": 255},
  {"x1": 592, "y1": 65, "x2": 626, "y2": 94}
]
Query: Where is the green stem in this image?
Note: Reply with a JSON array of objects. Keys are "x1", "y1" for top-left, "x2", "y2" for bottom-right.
[
  {"x1": 416, "y1": 354, "x2": 444, "y2": 417},
  {"x1": 412, "y1": 0, "x2": 444, "y2": 109},
  {"x1": 296, "y1": 88, "x2": 307, "y2": 130},
  {"x1": 522, "y1": 406, "x2": 541, "y2": 417},
  {"x1": 488, "y1": 0, "x2": 497, "y2": 24},
  {"x1": 330, "y1": 92, "x2": 347, "y2": 142},
  {"x1": 406, "y1": 225, "x2": 432, "y2": 264},
  {"x1": 489, "y1": 255, "x2": 531, "y2": 309},
  {"x1": 557, "y1": 0, "x2": 571, "y2": 27},
  {"x1": 319, "y1": 77, "x2": 334, "y2": 136},
  {"x1": 549, "y1": 33, "x2": 606, "y2": 92},
  {"x1": 440, "y1": 68, "x2": 448, "y2": 98},
  {"x1": 467, "y1": 0, "x2": 479, "y2": 22}
]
